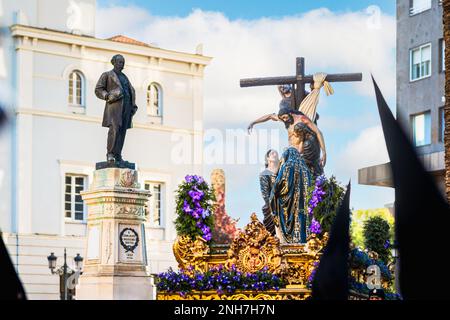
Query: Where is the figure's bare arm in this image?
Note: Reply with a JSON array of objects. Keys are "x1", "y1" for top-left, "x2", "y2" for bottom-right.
[
  {"x1": 247, "y1": 113, "x2": 279, "y2": 134},
  {"x1": 301, "y1": 116, "x2": 327, "y2": 167}
]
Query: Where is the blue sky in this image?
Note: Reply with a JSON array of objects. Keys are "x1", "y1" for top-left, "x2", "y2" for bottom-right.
[
  {"x1": 98, "y1": 0, "x2": 396, "y2": 18},
  {"x1": 97, "y1": 1, "x2": 397, "y2": 227}
]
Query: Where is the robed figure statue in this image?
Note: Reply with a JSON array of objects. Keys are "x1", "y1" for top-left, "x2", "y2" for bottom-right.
[
  {"x1": 95, "y1": 54, "x2": 138, "y2": 162},
  {"x1": 269, "y1": 147, "x2": 312, "y2": 244},
  {"x1": 259, "y1": 149, "x2": 279, "y2": 236}
]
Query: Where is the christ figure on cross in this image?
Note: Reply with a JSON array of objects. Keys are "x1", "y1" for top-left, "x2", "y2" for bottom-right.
[
  {"x1": 247, "y1": 72, "x2": 332, "y2": 175},
  {"x1": 248, "y1": 106, "x2": 326, "y2": 176},
  {"x1": 244, "y1": 58, "x2": 362, "y2": 174}
]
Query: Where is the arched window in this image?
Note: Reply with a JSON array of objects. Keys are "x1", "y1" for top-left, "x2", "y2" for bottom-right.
[
  {"x1": 68, "y1": 70, "x2": 85, "y2": 107},
  {"x1": 147, "y1": 83, "x2": 162, "y2": 116}
]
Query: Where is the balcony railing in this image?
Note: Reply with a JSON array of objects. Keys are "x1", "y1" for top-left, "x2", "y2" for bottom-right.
[
  {"x1": 409, "y1": 0, "x2": 432, "y2": 16},
  {"x1": 410, "y1": 5, "x2": 431, "y2": 15}
]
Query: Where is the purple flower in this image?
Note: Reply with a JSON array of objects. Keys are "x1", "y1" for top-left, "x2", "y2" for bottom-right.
[
  {"x1": 384, "y1": 240, "x2": 390, "y2": 249},
  {"x1": 201, "y1": 209, "x2": 210, "y2": 219},
  {"x1": 183, "y1": 200, "x2": 192, "y2": 214},
  {"x1": 194, "y1": 207, "x2": 204, "y2": 215},
  {"x1": 185, "y1": 175, "x2": 205, "y2": 185},
  {"x1": 307, "y1": 176, "x2": 327, "y2": 215},
  {"x1": 309, "y1": 218, "x2": 322, "y2": 234},
  {"x1": 316, "y1": 175, "x2": 326, "y2": 186},
  {"x1": 195, "y1": 175, "x2": 204, "y2": 184},
  {"x1": 192, "y1": 211, "x2": 200, "y2": 219},
  {"x1": 179, "y1": 174, "x2": 213, "y2": 242},
  {"x1": 307, "y1": 261, "x2": 320, "y2": 285},
  {"x1": 203, "y1": 233, "x2": 212, "y2": 241},
  {"x1": 188, "y1": 189, "x2": 204, "y2": 201},
  {"x1": 201, "y1": 225, "x2": 210, "y2": 233}
]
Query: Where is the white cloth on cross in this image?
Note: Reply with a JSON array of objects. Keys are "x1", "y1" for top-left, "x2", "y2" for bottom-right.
[{"x1": 298, "y1": 72, "x2": 334, "y2": 122}]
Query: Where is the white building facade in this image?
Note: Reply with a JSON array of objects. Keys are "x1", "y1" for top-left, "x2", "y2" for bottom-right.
[{"x1": 0, "y1": 0, "x2": 211, "y2": 299}]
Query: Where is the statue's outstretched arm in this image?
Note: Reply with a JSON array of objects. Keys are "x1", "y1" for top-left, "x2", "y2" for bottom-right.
[{"x1": 247, "y1": 113, "x2": 279, "y2": 134}]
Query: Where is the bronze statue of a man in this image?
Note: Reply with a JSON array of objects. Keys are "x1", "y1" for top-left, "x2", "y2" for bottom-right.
[{"x1": 95, "y1": 54, "x2": 138, "y2": 162}]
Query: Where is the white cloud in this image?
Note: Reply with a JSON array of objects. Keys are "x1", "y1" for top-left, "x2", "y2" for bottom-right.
[
  {"x1": 335, "y1": 125, "x2": 389, "y2": 178},
  {"x1": 96, "y1": 6, "x2": 396, "y2": 126},
  {"x1": 330, "y1": 125, "x2": 394, "y2": 210},
  {"x1": 95, "y1": 5, "x2": 396, "y2": 213}
]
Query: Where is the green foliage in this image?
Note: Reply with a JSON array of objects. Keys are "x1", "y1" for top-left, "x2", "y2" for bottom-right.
[
  {"x1": 363, "y1": 216, "x2": 391, "y2": 264},
  {"x1": 305, "y1": 176, "x2": 345, "y2": 234},
  {"x1": 351, "y1": 208, "x2": 394, "y2": 249},
  {"x1": 174, "y1": 176, "x2": 216, "y2": 242}
]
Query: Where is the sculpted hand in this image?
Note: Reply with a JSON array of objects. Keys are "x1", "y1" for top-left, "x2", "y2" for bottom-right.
[
  {"x1": 247, "y1": 122, "x2": 254, "y2": 135},
  {"x1": 106, "y1": 92, "x2": 122, "y2": 103},
  {"x1": 106, "y1": 93, "x2": 116, "y2": 103}
]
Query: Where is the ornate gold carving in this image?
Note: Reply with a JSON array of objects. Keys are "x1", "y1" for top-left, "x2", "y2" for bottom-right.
[
  {"x1": 168, "y1": 214, "x2": 331, "y2": 300},
  {"x1": 173, "y1": 235, "x2": 210, "y2": 273},
  {"x1": 173, "y1": 235, "x2": 193, "y2": 268},
  {"x1": 304, "y1": 232, "x2": 328, "y2": 255},
  {"x1": 172, "y1": 214, "x2": 328, "y2": 278},
  {"x1": 157, "y1": 290, "x2": 311, "y2": 300},
  {"x1": 226, "y1": 213, "x2": 281, "y2": 274},
  {"x1": 190, "y1": 237, "x2": 209, "y2": 273},
  {"x1": 280, "y1": 259, "x2": 317, "y2": 287},
  {"x1": 165, "y1": 213, "x2": 393, "y2": 300},
  {"x1": 367, "y1": 250, "x2": 379, "y2": 261}
]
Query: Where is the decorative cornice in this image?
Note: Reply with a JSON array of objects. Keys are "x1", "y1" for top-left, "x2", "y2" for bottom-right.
[{"x1": 10, "y1": 24, "x2": 212, "y2": 67}]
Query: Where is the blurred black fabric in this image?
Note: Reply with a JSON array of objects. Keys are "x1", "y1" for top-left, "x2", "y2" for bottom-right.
[
  {"x1": 0, "y1": 106, "x2": 6, "y2": 128},
  {"x1": 373, "y1": 77, "x2": 450, "y2": 300},
  {"x1": 312, "y1": 183, "x2": 351, "y2": 300},
  {"x1": 0, "y1": 235, "x2": 27, "y2": 300}
]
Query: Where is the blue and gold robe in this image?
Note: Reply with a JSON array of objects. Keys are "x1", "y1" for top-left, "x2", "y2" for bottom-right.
[{"x1": 269, "y1": 147, "x2": 312, "y2": 243}]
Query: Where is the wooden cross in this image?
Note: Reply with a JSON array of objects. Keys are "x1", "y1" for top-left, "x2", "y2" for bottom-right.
[{"x1": 240, "y1": 57, "x2": 363, "y2": 109}]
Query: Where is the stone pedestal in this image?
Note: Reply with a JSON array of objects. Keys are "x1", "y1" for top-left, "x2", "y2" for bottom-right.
[{"x1": 76, "y1": 166, "x2": 154, "y2": 300}]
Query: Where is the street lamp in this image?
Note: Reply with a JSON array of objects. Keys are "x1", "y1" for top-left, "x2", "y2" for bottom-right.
[
  {"x1": 47, "y1": 252, "x2": 57, "y2": 272},
  {"x1": 46, "y1": 248, "x2": 83, "y2": 300},
  {"x1": 74, "y1": 253, "x2": 84, "y2": 272}
]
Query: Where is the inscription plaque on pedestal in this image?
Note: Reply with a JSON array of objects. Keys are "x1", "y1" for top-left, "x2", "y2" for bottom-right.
[{"x1": 119, "y1": 225, "x2": 142, "y2": 263}]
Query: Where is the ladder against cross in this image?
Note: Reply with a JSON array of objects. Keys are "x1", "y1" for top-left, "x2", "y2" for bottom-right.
[{"x1": 240, "y1": 57, "x2": 363, "y2": 109}]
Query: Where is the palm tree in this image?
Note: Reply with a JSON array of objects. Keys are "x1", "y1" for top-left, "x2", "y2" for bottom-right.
[{"x1": 444, "y1": 0, "x2": 450, "y2": 201}]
